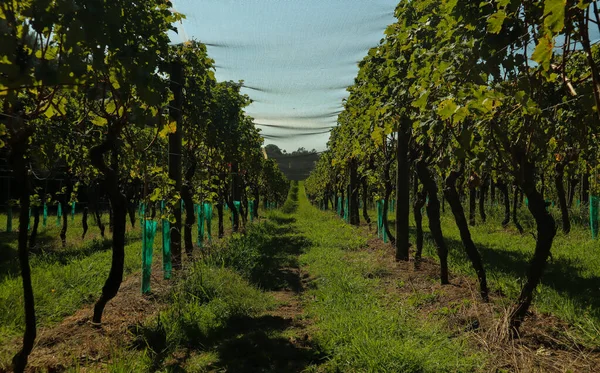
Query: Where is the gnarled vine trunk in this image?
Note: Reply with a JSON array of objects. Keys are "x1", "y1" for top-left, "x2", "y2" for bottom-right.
[
  {"x1": 416, "y1": 159, "x2": 449, "y2": 284},
  {"x1": 395, "y1": 121, "x2": 410, "y2": 261},
  {"x1": 512, "y1": 186, "x2": 524, "y2": 234},
  {"x1": 413, "y1": 188, "x2": 427, "y2": 268},
  {"x1": 509, "y1": 158, "x2": 557, "y2": 335},
  {"x1": 90, "y1": 124, "x2": 127, "y2": 324},
  {"x1": 361, "y1": 177, "x2": 370, "y2": 224},
  {"x1": 497, "y1": 181, "x2": 510, "y2": 227},
  {"x1": 444, "y1": 169, "x2": 489, "y2": 301},
  {"x1": 10, "y1": 129, "x2": 36, "y2": 373},
  {"x1": 182, "y1": 159, "x2": 196, "y2": 256}
]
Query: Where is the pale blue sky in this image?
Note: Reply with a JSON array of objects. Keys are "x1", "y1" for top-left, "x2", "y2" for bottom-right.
[{"x1": 171, "y1": 0, "x2": 398, "y2": 151}]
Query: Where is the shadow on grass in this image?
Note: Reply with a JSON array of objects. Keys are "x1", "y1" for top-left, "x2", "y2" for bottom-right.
[
  {"x1": 415, "y1": 228, "x2": 600, "y2": 327},
  {"x1": 0, "y1": 230, "x2": 141, "y2": 282},
  {"x1": 138, "y1": 187, "x2": 321, "y2": 372}
]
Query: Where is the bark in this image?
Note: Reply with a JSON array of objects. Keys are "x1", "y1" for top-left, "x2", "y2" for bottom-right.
[
  {"x1": 59, "y1": 179, "x2": 73, "y2": 248},
  {"x1": 168, "y1": 61, "x2": 183, "y2": 269},
  {"x1": 382, "y1": 158, "x2": 396, "y2": 245},
  {"x1": 10, "y1": 129, "x2": 36, "y2": 373},
  {"x1": 90, "y1": 124, "x2": 127, "y2": 324},
  {"x1": 469, "y1": 186, "x2": 477, "y2": 226},
  {"x1": 416, "y1": 160, "x2": 449, "y2": 284},
  {"x1": 395, "y1": 120, "x2": 410, "y2": 261},
  {"x1": 555, "y1": 162, "x2": 571, "y2": 234},
  {"x1": 413, "y1": 188, "x2": 427, "y2": 269},
  {"x1": 581, "y1": 171, "x2": 590, "y2": 206},
  {"x1": 217, "y1": 202, "x2": 224, "y2": 238},
  {"x1": 28, "y1": 206, "x2": 40, "y2": 249},
  {"x1": 444, "y1": 170, "x2": 489, "y2": 301},
  {"x1": 127, "y1": 202, "x2": 136, "y2": 228},
  {"x1": 568, "y1": 178, "x2": 579, "y2": 208},
  {"x1": 89, "y1": 184, "x2": 105, "y2": 238},
  {"x1": 108, "y1": 200, "x2": 114, "y2": 234},
  {"x1": 512, "y1": 186, "x2": 524, "y2": 234},
  {"x1": 181, "y1": 160, "x2": 196, "y2": 256},
  {"x1": 361, "y1": 177, "x2": 371, "y2": 224},
  {"x1": 82, "y1": 207, "x2": 89, "y2": 239},
  {"x1": 479, "y1": 176, "x2": 488, "y2": 223},
  {"x1": 497, "y1": 181, "x2": 511, "y2": 227},
  {"x1": 509, "y1": 158, "x2": 557, "y2": 335}
]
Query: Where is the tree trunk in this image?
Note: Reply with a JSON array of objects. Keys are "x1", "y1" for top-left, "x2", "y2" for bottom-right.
[
  {"x1": 509, "y1": 159, "x2": 557, "y2": 335},
  {"x1": 568, "y1": 178, "x2": 578, "y2": 208},
  {"x1": 490, "y1": 180, "x2": 496, "y2": 204},
  {"x1": 59, "y1": 179, "x2": 72, "y2": 248},
  {"x1": 90, "y1": 125, "x2": 127, "y2": 324},
  {"x1": 416, "y1": 160, "x2": 449, "y2": 284},
  {"x1": 168, "y1": 61, "x2": 183, "y2": 270},
  {"x1": 10, "y1": 131, "x2": 36, "y2": 373},
  {"x1": 581, "y1": 171, "x2": 590, "y2": 206},
  {"x1": 362, "y1": 177, "x2": 370, "y2": 224},
  {"x1": 253, "y1": 190, "x2": 260, "y2": 218},
  {"x1": 181, "y1": 160, "x2": 196, "y2": 256},
  {"x1": 413, "y1": 188, "x2": 427, "y2": 269},
  {"x1": 395, "y1": 122, "x2": 410, "y2": 261},
  {"x1": 444, "y1": 170, "x2": 489, "y2": 301},
  {"x1": 89, "y1": 184, "x2": 105, "y2": 238},
  {"x1": 479, "y1": 176, "x2": 488, "y2": 223},
  {"x1": 498, "y1": 181, "x2": 510, "y2": 227},
  {"x1": 217, "y1": 202, "x2": 224, "y2": 238},
  {"x1": 82, "y1": 207, "x2": 89, "y2": 239},
  {"x1": 512, "y1": 186, "x2": 524, "y2": 234},
  {"x1": 29, "y1": 206, "x2": 40, "y2": 249},
  {"x1": 555, "y1": 162, "x2": 570, "y2": 234},
  {"x1": 108, "y1": 200, "x2": 114, "y2": 234},
  {"x1": 383, "y1": 159, "x2": 396, "y2": 245},
  {"x1": 469, "y1": 186, "x2": 477, "y2": 226}
]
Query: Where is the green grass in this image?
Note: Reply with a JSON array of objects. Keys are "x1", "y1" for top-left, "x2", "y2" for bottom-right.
[
  {"x1": 336, "y1": 199, "x2": 600, "y2": 348},
  {"x1": 0, "y1": 206, "x2": 235, "y2": 366},
  {"x1": 296, "y1": 184, "x2": 483, "y2": 372},
  {"x1": 124, "y1": 207, "x2": 314, "y2": 372}
]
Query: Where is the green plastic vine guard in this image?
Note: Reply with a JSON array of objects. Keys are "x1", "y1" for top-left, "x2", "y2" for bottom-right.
[
  {"x1": 43, "y1": 203, "x2": 47, "y2": 227},
  {"x1": 139, "y1": 202, "x2": 146, "y2": 229},
  {"x1": 56, "y1": 203, "x2": 62, "y2": 226},
  {"x1": 337, "y1": 196, "x2": 342, "y2": 216},
  {"x1": 196, "y1": 204, "x2": 205, "y2": 248},
  {"x1": 161, "y1": 200, "x2": 172, "y2": 279},
  {"x1": 142, "y1": 219, "x2": 158, "y2": 294},
  {"x1": 249, "y1": 200, "x2": 254, "y2": 222},
  {"x1": 376, "y1": 199, "x2": 387, "y2": 243},
  {"x1": 344, "y1": 198, "x2": 349, "y2": 222},
  {"x1": 231, "y1": 201, "x2": 241, "y2": 224},
  {"x1": 27, "y1": 208, "x2": 31, "y2": 230},
  {"x1": 71, "y1": 202, "x2": 76, "y2": 222},
  {"x1": 204, "y1": 203, "x2": 213, "y2": 242},
  {"x1": 591, "y1": 195, "x2": 599, "y2": 240}
]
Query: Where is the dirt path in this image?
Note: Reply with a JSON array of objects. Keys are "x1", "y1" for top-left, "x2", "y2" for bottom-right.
[{"x1": 19, "y1": 266, "x2": 172, "y2": 372}]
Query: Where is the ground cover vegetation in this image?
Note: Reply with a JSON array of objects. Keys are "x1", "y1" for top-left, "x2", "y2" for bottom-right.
[
  {"x1": 0, "y1": 2, "x2": 288, "y2": 371},
  {"x1": 305, "y1": 0, "x2": 600, "y2": 363}
]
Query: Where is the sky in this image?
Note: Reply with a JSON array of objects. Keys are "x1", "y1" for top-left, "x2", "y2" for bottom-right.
[{"x1": 171, "y1": 0, "x2": 399, "y2": 152}]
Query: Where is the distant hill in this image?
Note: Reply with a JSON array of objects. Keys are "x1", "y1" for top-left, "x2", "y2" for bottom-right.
[{"x1": 264, "y1": 145, "x2": 320, "y2": 181}]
